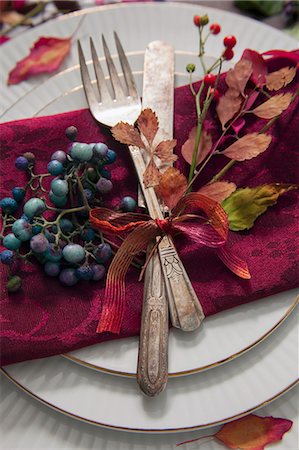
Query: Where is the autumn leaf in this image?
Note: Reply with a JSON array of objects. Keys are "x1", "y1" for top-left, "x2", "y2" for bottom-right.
[
  {"x1": 265, "y1": 66, "x2": 296, "y2": 91},
  {"x1": 251, "y1": 93, "x2": 293, "y2": 119},
  {"x1": 242, "y1": 49, "x2": 268, "y2": 87},
  {"x1": 8, "y1": 36, "x2": 71, "y2": 85},
  {"x1": 181, "y1": 127, "x2": 212, "y2": 166},
  {"x1": 226, "y1": 60, "x2": 253, "y2": 96},
  {"x1": 222, "y1": 183, "x2": 297, "y2": 231},
  {"x1": 216, "y1": 89, "x2": 242, "y2": 130},
  {"x1": 215, "y1": 414, "x2": 293, "y2": 450},
  {"x1": 111, "y1": 122, "x2": 145, "y2": 149},
  {"x1": 154, "y1": 139, "x2": 178, "y2": 163},
  {"x1": 222, "y1": 133, "x2": 272, "y2": 161},
  {"x1": 137, "y1": 108, "x2": 159, "y2": 145},
  {"x1": 155, "y1": 168, "x2": 188, "y2": 210},
  {"x1": 0, "y1": 10, "x2": 31, "y2": 26},
  {"x1": 198, "y1": 181, "x2": 237, "y2": 203},
  {"x1": 143, "y1": 157, "x2": 161, "y2": 188}
]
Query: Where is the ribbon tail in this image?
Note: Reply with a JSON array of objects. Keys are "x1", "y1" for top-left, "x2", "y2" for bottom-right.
[
  {"x1": 217, "y1": 244, "x2": 251, "y2": 280},
  {"x1": 97, "y1": 222, "x2": 159, "y2": 334}
]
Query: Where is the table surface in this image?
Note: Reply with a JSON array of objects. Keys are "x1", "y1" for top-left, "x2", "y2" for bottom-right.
[{"x1": 0, "y1": 1, "x2": 298, "y2": 449}]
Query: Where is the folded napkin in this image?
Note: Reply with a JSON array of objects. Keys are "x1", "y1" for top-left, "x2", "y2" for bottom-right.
[{"x1": 0, "y1": 54, "x2": 298, "y2": 366}]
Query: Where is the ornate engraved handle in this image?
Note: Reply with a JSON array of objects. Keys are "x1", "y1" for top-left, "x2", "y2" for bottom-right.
[{"x1": 137, "y1": 243, "x2": 168, "y2": 396}]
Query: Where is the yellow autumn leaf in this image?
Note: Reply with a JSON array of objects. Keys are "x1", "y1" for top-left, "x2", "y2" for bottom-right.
[
  {"x1": 222, "y1": 133, "x2": 272, "y2": 161},
  {"x1": 251, "y1": 93, "x2": 293, "y2": 119},
  {"x1": 266, "y1": 66, "x2": 296, "y2": 91}
]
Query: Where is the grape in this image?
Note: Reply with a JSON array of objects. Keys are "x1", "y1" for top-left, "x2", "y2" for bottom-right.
[
  {"x1": 96, "y1": 178, "x2": 113, "y2": 194},
  {"x1": 30, "y1": 234, "x2": 49, "y2": 253},
  {"x1": 12, "y1": 218, "x2": 32, "y2": 241},
  {"x1": 93, "y1": 143, "x2": 108, "y2": 158},
  {"x1": 44, "y1": 261, "x2": 60, "y2": 277},
  {"x1": 60, "y1": 219, "x2": 74, "y2": 233},
  {"x1": 91, "y1": 264, "x2": 105, "y2": 281},
  {"x1": 3, "y1": 233, "x2": 22, "y2": 250},
  {"x1": 23, "y1": 198, "x2": 46, "y2": 219},
  {"x1": 32, "y1": 224, "x2": 43, "y2": 235},
  {"x1": 59, "y1": 268, "x2": 78, "y2": 286},
  {"x1": 0, "y1": 250, "x2": 14, "y2": 265},
  {"x1": 7, "y1": 275, "x2": 22, "y2": 292},
  {"x1": 47, "y1": 160, "x2": 64, "y2": 176},
  {"x1": 120, "y1": 196, "x2": 137, "y2": 212},
  {"x1": 87, "y1": 167, "x2": 98, "y2": 183},
  {"x1": 76, "y1": 265, "x2": 94, "y2": 280},
  {"x1": 15, "y1": 156, "x2": 29, "y2": 171},
  {"x1": 62, "y1": 244, "x2": 85, "y2": 263},
  {"x1": 51, "y1": 179, "x2": 68, "y2": 197},
  {"x1": 94, "y1": 243, "x2": 112, "y2": 264},
  {"x1": 44, "y1": 244, "x2": 63, "y2": 262},
  {"x1": 103, "y1": 149, "x2": 117, "y2": 165},
  {"x1": 23, "y1": 152, "x2": 35, "y2": 164},
  {"x1": 83, "y1": 188, "x2": 94, "y2": 202},
  {"x1": 49, "y1": 191, "x2": 67, "y2": 207},
  {"x1": 45, "y1": 230, "x2": 55, "y2": 243},
  {"x1": 81, "y1": 228, "x2": 95, "y2": 242},
  {"x1": 70, "y1": 143, "x2": 93, "y2": 162},
  {"x1": 100, "y1": 169, "x2": 111, "y2": 180},
  {"x1": 12, "y1": 187, "x2": 26, "y2": 203},
  {"x1": 65, "y1": 126, "x2": 78, "y2": 141},
  {"x1": 0, "y1": 197, "x2": 18, "y2": 214},
  {"x1": 51, "y1": 150, "x2": 67, "y2": 164}
]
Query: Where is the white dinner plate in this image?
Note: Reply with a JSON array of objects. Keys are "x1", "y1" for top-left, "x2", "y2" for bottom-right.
[
  {"x1": 0, "y1": 3, "x2": 298, "y2": 378},
  {"x1": 0, "y1": 3, "x2": 298, "y2": 432},
  {"x1": 1, "y1": 308, "x2": 298, "y2": 432}
]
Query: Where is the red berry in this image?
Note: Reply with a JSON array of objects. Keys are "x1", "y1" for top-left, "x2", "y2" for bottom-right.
[
  {"x1": 210, "y1": 88, "x2": 220, "y2": 101},
  {"x1": 204, "y1": 73, "x2": 216, "y2": 86},
  {"x1": 223, "y1": 47, "x2": 234, "y2": 61},
  {"x1": 210, "y1": 23, "x2": 221, "y2": 34},
  {"x1": 223, "y1": 35, "x2": 237, "y2": 48},
  {"x1": 193, "y1": 15, "x2": 201, "y2": 26}
]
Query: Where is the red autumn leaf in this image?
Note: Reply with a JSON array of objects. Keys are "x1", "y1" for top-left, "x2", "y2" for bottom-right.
[
  {"x1": 222, "y1": 133, "x2": 272, "y2": 161},
  {"x1": 111, "y1": 122, "x2": 145, "y2": 149},
  {"x1": 137, "y1": 108, "x2": 159, "y2": 146},
  {"x1": 181, "y1": 127, "x2": 212, "y2": 166},
  {"x1": 154, "y1": 139, "x2": 178, "y2": 163},
  {"x1": 216, "y1": 89, "x2": 242, "y2": 130},
  {"x1": 155, "y1": 167, "x2": 187, "y2": 210},
  {"x1": 215, "y1": 414, "x2": 292, "y2": 449},
  {"x1": 226, "y1": 60, "x2": 253, "y2": 96},
  {"x1": 242, "y1": 49, "x2": 268, "y2": 87},
  {"x1": 8, "y1": 36, "x2": 71, "y2": 85},
  {"x1": 265, "y1": 66, "x2": 296, "y2": 91},
  {"x1": 143, "y1": 157, "x2": 161, "y2": 188},
  {"x1": 252, "y1": 93, "x2": 293, "y2": 119},
  {"x1": 198, "y1": 181, "x2": 237, "y2": 203},
  {"x1": 263, "y1": 49, "x2": 299, "y2": 64}
]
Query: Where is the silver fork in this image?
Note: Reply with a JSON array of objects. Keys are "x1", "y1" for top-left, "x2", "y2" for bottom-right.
[{"x1": 78, "y1": 34, "x2": 205, "y2": 395}]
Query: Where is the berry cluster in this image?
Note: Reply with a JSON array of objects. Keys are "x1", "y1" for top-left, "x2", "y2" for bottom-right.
[{"x1": 0, "y1": 126, "x2": 137, "y2": 292}]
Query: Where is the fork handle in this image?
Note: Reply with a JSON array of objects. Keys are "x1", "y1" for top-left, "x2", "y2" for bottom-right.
[
  {"x1": 129, "y1": 146, "x2": 205, "y2": 331},
  {"x1": 137, "y1": 241, "x2": 168, "y2": 396}
]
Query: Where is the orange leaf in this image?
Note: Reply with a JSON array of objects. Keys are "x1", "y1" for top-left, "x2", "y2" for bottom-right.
[
  {"x1": 252, "y1": 93, "x2": 293, "y2": 119},
  {"x1": 198, "y1": 181, "x2": 237, "y2": 202},
  {"x1": 215, "y1": 414, "x2": 292, "y2": 450},
  {"x1": 155, "y1": 167, "x2": 187, "y2": 210},
  {"x1": 216, "y1": 89, "x2": 242, "y2": 130},
  {"x1": 226, "y1": 60, "x2": 253, "y2": 95},
  {"x1": 266, "y1": 66, "x2": 296, "y2": 91},
  {"x1": 111, "y1": 122, "x2": 145, "y2": 149},
  {"x1": 154, "y1": 139, "x2": 177, "y2": 163},
  {"x1": 137, "y1": 108, "x2": 159, "y2": 146},
  {"x1": 222, "y1": 133, "x2": 272, "y2": 161},
  {"x1": 8, "y1": 37, "x2": 71, "y2": 85},
  {"x1": 143, "y1": 158, "x2": 161, "y2": 188},
  {"x1": 181, "y1": 127, "x2": 212, "y2": 166}
]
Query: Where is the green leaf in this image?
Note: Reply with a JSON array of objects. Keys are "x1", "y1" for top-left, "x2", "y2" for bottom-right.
[
  {"x1": 235, "y1": 1, "x2": 283, "y2": 17},
  {"x1": 222, "y1": 183, "x2": 297, "y2": 231}
]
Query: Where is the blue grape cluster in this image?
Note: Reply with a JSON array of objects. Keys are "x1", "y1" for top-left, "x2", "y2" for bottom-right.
[{"x1": 0, "y1": 126, "x2": 137, "y2": 292}]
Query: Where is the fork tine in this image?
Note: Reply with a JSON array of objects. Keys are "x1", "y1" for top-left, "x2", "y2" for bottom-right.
[
  {"x1": 113, "y1": 32, "x2": 139, "y2": 99},
  {"x1": 90, "y1": 37, "x2": 111, "y2": 104},
  {"x1": 114, "y1": 32, "x2": 139, "y2": 99},
  {"x1": 102, "y1": 34, "x2": 126, "y2": 100},
  {"x1": 77, "y1": 41, "x2": 101, "y2": 115}
]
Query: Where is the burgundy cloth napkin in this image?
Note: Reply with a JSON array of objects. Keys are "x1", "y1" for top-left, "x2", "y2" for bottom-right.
[{"x1": 0, "y1": 55, "x2": 298, "y2": 366}]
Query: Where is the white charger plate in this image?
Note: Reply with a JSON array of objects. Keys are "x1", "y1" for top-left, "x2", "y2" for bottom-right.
[
  {"x1": 1, "y1": 3, "x2": 298, "y2": 378},
  {"x1": 0, "y1": 2, "x2": 298, "y2": 432}
]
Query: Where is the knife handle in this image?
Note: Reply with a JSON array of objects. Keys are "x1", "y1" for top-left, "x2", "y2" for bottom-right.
[
  {"x1": 158, "y1": 235, "x2": 205, "y2": 331},
  {"x1": 137, "y1": 242, "x2": 168, "y2": 397}
]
